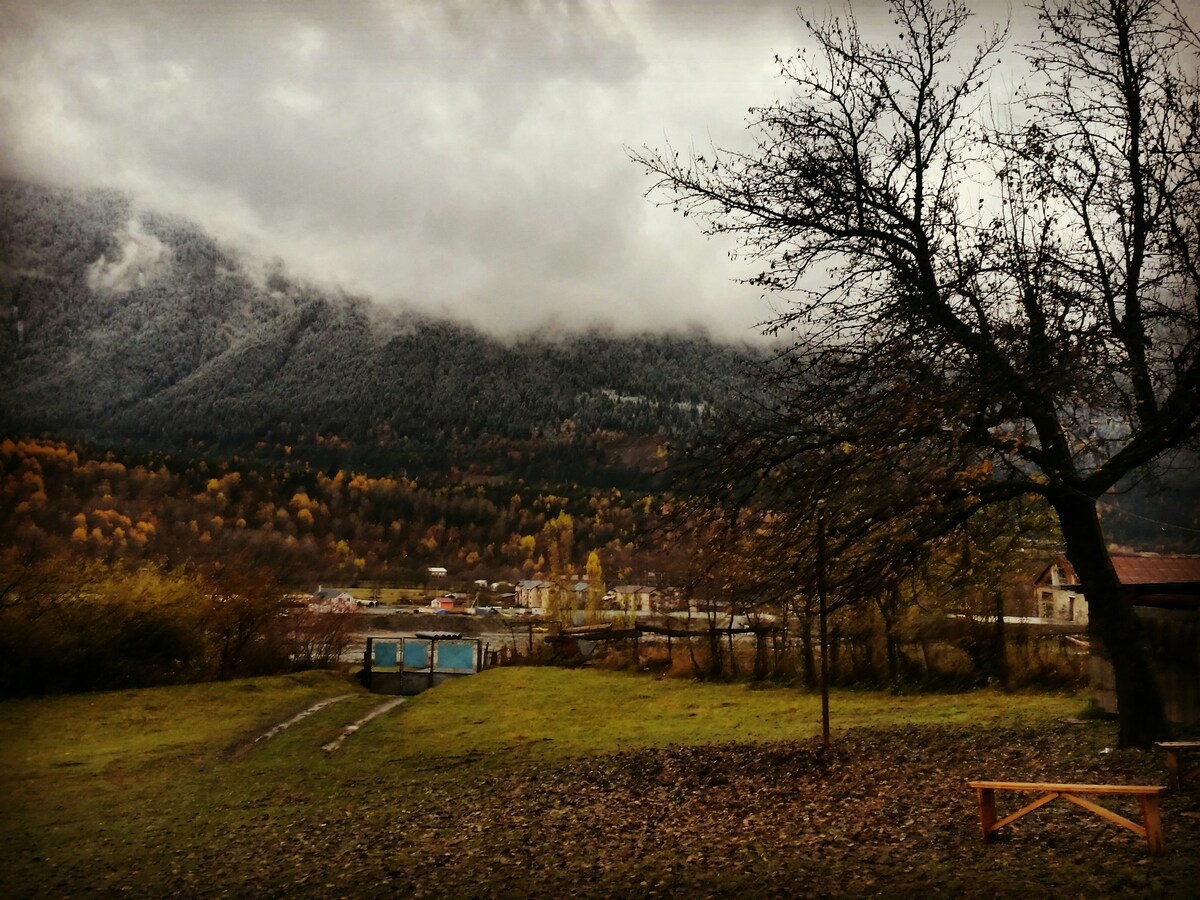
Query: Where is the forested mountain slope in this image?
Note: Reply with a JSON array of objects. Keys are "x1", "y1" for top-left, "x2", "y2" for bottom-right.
[{"x1": 0, "y1": 180, "x2": 760, "y2": 480}]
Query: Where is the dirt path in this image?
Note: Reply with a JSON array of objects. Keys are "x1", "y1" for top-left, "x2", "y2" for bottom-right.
[
  {"x1": 321, "y1": 697, "x2": 406, "y2": 753},
  {"x1": 229, "y1": 693, "x2": 355, "y2": 759}
]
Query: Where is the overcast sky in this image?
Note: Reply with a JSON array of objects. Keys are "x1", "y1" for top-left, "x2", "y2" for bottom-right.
[{"x1": 0, "y1": 0, "x2": 1020, "y2": 339}]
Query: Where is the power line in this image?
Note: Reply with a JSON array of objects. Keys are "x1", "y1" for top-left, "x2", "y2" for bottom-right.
[{"x1": 1107, "y1": 507, "x2": 1200, "y2": 536}]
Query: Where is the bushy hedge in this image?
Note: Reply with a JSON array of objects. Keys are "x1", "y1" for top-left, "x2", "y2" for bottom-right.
[{"x1": 0, "y1": 556, "x2": 357, "y2": 696}]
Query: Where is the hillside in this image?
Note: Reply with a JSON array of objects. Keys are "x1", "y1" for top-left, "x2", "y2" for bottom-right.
[{"x1": 0, "y1": 179, "x2": 761, "y2": 482}]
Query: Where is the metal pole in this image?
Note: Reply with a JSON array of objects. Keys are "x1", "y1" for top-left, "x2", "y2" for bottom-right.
[
  {"x1": 428, "y1": 637, "x2": 436, "y2": 689},
  {"x1": 817, "y1": 500, "x2": 830, "y2": 749}
]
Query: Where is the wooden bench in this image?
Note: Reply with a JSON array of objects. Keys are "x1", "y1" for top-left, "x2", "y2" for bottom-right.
[
  {"x1": 968, "y1": 781, "x2": 1166, "y2": 853},
  {"x1": 1156, "y1": 741, "x2": 1200, "y2": 790}
]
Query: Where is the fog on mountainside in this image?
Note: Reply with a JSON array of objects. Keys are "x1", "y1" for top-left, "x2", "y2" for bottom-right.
[{"x1": 0, "y1": 179, "x2": 763, "y2": 482}]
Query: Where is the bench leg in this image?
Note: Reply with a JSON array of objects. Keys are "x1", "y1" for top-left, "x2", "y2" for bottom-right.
[
  {"x1": 1141, "y1": 795, "x2": 1165, "y2": 854},
  {"x1": 1164, "y1": 750, "x2": 1181, "y2": 791},
  {"x1": 976, "y1": 787, "x2": 997, "y2": 840}
]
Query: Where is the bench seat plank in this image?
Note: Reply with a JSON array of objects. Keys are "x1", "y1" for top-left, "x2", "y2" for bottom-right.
[{"x1": 968, "y1": 781, "x2": 1164, "y2": 795}]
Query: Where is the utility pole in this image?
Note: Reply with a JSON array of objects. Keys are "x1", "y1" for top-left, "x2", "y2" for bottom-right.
[{"x1": 817, "y1": 499, "x2": 830, "y2": 749}]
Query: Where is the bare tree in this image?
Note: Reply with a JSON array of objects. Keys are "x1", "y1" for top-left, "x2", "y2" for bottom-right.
[{"x1": 633, "y1": 0, "x2": 1200, "y2": 745}]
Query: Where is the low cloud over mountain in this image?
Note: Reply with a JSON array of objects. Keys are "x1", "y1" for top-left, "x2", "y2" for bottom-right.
[{"x1": 0, "y1": 180, "x2": 761, "y2": 479}]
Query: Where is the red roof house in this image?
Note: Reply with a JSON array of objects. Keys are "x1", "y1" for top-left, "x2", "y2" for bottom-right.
[{"x1": 1033, "y1": 554, "x2": 1200, "y2": 624}]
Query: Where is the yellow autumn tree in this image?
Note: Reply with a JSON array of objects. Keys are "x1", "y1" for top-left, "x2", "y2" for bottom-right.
[
  {"x1": 540, "y1": 512, "x2": 575, "y2": 624},
  {"x1": 585, "y1": 550, "x2": 605, "y2": 624}
]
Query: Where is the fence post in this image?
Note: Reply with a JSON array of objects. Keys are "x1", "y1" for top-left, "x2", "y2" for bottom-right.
[{"x1": 818, "y1": 500, "x2": 830, "y2": 750}]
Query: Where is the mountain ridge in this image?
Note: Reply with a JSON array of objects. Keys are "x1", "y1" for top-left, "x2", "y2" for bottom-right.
[{"x1": 0, "y1": 179, "x2": 762, "y2": 481}]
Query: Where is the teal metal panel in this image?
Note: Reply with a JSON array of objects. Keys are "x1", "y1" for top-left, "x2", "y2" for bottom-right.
[
  {"x1": 436, "y1": 641, "x2": 476, "y2": 673},
  {"x1": 374, "y1": 640, "x2": 398, "y2": 668},
  {"x1": 403, "y1": 640, "x2": 430, "y2": 669}
]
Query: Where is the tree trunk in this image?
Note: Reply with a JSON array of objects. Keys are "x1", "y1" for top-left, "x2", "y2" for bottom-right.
[
  {"x1": 686, "y1": 633, "x2": 701, "y2": 677},
  {"x1": 880, "y1": 586, "x2": 902, "y2": 692},
  {"x1": 885, "y1": 632, "x2": 900, "y2": 693},
  {"x1": 800, "y1": 602, "x2": 817, "y2": 688},
  {"x1": 1055, "y1": 493, "x2": 1167, "y2": 747},
  {"x1": 917, "y1": 631, "x2": 931, "y2": 685},
  {"x1": 991, "y1": 589, "x2": 1009, "y2": 689},
  {"x1": 707, "y1": 624, "x2": 723, "y2": 679},
  {"x1": 773, "y1": 609, "x2": 788, "y2": 679}
]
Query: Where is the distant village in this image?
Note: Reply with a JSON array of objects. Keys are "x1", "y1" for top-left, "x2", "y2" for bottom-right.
[
  {"x1": 307, "y1": 551, "x2": 1200, "y2": 720},
  {"x1": 308, "y1": 576, "x2": 671, "y2": 621},
  {"x1": 309, "y1": 551, "x2": 1200, "y2": 626}
]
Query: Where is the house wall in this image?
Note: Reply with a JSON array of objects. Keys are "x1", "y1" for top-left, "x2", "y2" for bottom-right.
[
  {"x1": 613, "y1": 588, "x2": 657, "y2": 614},
  {"x1": 1036, "y1": 585, "x2": 1088, "y2": 625},
  {"x1": 1033, "y1": 563, "x2": 1088, "y2": 625},
  {"x1": 515, "y1": 584, "x2": 549, "y2": 610}
]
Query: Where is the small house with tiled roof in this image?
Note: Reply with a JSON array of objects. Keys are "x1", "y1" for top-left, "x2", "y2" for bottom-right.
[
  {"x1": 1033, "y1": 554, "x2": 1200, "y2": 625},
  {"x1": 309, "y1": 586, "x2": 359, "y2": 612}
]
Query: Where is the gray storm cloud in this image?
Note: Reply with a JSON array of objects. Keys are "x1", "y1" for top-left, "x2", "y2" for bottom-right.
[{"x1": 0, "y1": 0, "x2": 1019, "y2": 338}]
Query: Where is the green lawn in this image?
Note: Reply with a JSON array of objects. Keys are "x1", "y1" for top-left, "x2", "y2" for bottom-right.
[
  {"x1": 373, "y1": 668, "x2": 1083, "y2": 766},
  {"x1": 2, "y1": 670, "x2": 358, "y2": 778},
  {"x1": 9, "y1": 669, "x2": 1184, "y2": 898}
]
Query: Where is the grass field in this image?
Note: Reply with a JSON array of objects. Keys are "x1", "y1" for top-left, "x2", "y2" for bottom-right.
[{"x1": 3, "y1": 669, "x2": 1196, "y2": 897}]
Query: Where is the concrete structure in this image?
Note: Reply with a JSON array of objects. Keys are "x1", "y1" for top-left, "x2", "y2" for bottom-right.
[{"x1": 362, "y1": 634, "x2": 482, "y2": 696}]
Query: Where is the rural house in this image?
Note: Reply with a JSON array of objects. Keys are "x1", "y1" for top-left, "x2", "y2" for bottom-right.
[
  {"x1": 312, "y1": 586, "x2": 355, "y2": 604},
  {"x1": 309, "y1": 586, "x2": 358, "y2": 612},
  {"x1": 612, "y1": 584, "x2": 659, "y2": 615},
  {"x1": 1033, "y1": 554, "x2": 1200, "y2": 625},
  {"x1": 515, "y1": 579, "x2": 552, "y2": 611},
  {"x1": 1031, "y1": 559, "x2": 1087, "y2": 624}
]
